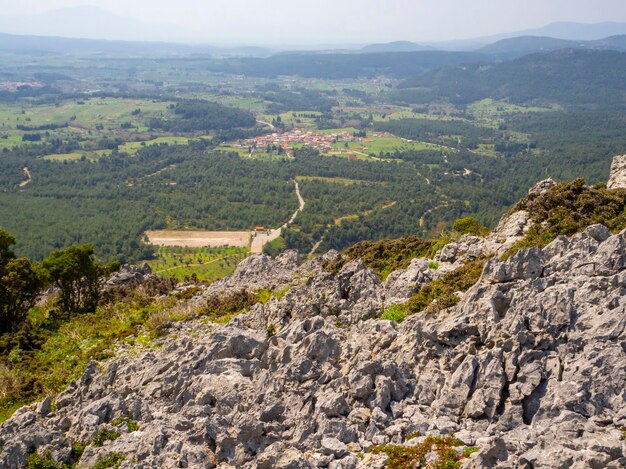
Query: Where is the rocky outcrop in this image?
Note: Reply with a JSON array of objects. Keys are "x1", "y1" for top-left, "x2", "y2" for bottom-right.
[
  {"x1": 208, "y1": 250, "x2": 303, "y2": 294},
  {"x1": 607, "y1": 154, "x2": 626, "y2": 189},
  {"x1": 2, "y1": 224, "x2": 625, "y2": 468},
  {"x1": 104, "y1": 263, "x2": 154, "y2": 288}
]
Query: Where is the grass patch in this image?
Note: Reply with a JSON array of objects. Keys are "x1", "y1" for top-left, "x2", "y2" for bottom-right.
[
  {"x1": 0, "y1": 281, "x2": 183, "y2": 423},
  {"x1": 381, "y1": 304, "x2": 408, "y2": 323},
  {"x1": 262, "y1": 236, "x2": 286, "y2": 257},
  {"x1": 370, "y1": 435, "x2": 471, "y2": 469},
  {"x1": 146, "y1": 246, "x2": 249, "y2": 282},
  {"x1": 256, "y1": 287, "x2": 289, "y2": 305}
]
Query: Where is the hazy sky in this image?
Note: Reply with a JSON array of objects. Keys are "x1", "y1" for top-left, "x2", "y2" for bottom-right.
[{"x1": 3, "y1": 0, "x2": 626, "y2": 44}]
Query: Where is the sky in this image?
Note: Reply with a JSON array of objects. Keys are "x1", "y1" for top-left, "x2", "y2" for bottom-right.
[{"x1": 2, "y1": 0, "x2": 626, "y2": 45}]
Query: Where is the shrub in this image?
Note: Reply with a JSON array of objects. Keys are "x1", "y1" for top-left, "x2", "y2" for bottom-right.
[
  {"x1": 70, "y1": 441, "x2": 87, "y2": 461},
  {"x1": 42, "y1": 244, "x2": 119, "y2": 313},
  {"x1": 267, "y1": 324, "x2": 276, "y2": 337},
  {"x1": 111, "y1": 416, "x2": 139, "y2": 432},
  {"x1": 202, "y1": 289, "x2": 259, "y2": 321},
  {"x1": 92, "y1": 428, "x2": 120, "y2": 447},
  {"x1": 92, "y1": 453, "x2": 125, "y2": 469},
  {"x1": 325, "y1": 236, "x2": 436, "y2": 280},
  {"x1": 503, "y1": 178, "x2": 626, "y2": 259},
  {"x1": 406, "y1": 257, "x2": 489, "y2": 315},
  {"x1": 453, "y1": 217, "x2": 489, "y2": 237},
  {"x1": 26, "y1": 451, "x2": 67, "y2": 469},
  {"x1": 381, "y1": 305, "x2": 407, "y2": 323},
  {"x1": 371, "y1": 435, "x2": 468, "y2": 469}
]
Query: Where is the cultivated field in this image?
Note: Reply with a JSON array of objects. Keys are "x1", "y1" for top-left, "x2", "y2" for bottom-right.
[
  {"x1": 145, "y1": 230, "x2": 251, "y2": 248},
  {"x1": 146, "y1": 246, "x2": 249, "y2": 282}
]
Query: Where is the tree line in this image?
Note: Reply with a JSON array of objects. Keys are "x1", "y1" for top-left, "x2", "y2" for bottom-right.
[{"x1": 1, "y1": 229, "x2": 118, "y2": 336}]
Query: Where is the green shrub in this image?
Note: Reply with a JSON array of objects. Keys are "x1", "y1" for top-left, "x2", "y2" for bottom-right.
[
  {"x1": 70, "y1": 441, "x2": 87, "y2": 461},
  {"x1": 381, "y1": 305, "x2": 408, "y2": 323},
  {"x1": 503, "y1": 178, "x2": 626, "y2": 259},
  {"x1": 111, "y1": 417, "x2": 139, "y2": 433},
  {"x1": 428, "y1": 261, "x2": 440, "y2": 270},
  {"x1": 463, "y1": 446, "x2": 479, "y2": 457},
  {"x1": 92, "y1": 428, "x2": 120, "y2": 447},
  {"x1": 256, "y1": 289, "x2": 273, "y2": 305},
  {"x1": 26, "y1": 451, "x2": 68, "y2": 469},
  {"x1": 453, "y1": 217, "x2": 489, "y2": 237},
  {"x1": 266, "y1": 324, "x2": 276, "y2": 337},
  {"x1": 325, "y1": 236, "x2": 436, "y2": 280},
  {"x1": 42, "y1": 244, "x2": 120, "y2": 314},
  {"x1": 406, "y1": 257, "x2": 489, "y2": 315},
  {"x1": 92, "y1": 453, "x2": 125, "y2": 469}
]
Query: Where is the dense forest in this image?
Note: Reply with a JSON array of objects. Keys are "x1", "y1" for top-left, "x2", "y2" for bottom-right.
[
  {"x1": 210, "y1": 51, "x2": 485, "y2": 79},
  {"x1": 1, "y1": 103, "x2": 620, "y2": 262},
  {"x1": 148, "y1": 100, "x2": 256, "y2": 132},
  {"x1": 0, "y1": 42, "x2": 623, "y2": 263},
  {"x1": 395, "y1": 49, "x2": 626, "y2": 109},
  {"x1": 0, "y1": 143, "x2": 297, "y2": 262}
]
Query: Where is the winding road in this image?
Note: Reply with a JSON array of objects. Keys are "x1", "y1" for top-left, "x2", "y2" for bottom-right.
[
  {"x1": 19, "y1": 167, "x2": 31, "y2": 188},
  {"x1": 250, "y1": 180, "x2": 305, "y2": 254}
]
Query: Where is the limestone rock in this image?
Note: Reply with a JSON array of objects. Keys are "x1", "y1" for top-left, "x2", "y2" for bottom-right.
[
  {"x1": 2, "y1": 226, "x2": 626, "y2": 468},
  {"x1": 607, "y1": 154, "x2": 626, "y2": 189}
]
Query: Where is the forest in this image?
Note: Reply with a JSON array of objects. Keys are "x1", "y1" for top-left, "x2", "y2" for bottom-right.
[
  {"x1": 0, "y1": 42, "x2": 624, "y2": 264},
  {"x1": 396, "y1": 49, "x2": 626, "y2": 109},
  {"x1": 148, "y1": 100, "x2": 256, "y2": 132}
]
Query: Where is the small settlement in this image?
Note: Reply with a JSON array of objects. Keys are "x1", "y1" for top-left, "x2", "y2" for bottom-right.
[{"x1": 235, "y1": 129, "x2": 364, "y2": 155}]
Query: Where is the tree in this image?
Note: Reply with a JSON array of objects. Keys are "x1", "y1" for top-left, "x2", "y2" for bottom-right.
[
  {"x1": 42, "y1": 244, "x2": 119, "y2": 314},
  {"x1": 0, "y1": 229, "x2": 42, "y2": 334},
  {"x1": 453, "y1": 217, "x2": 489, "y2": 237}
]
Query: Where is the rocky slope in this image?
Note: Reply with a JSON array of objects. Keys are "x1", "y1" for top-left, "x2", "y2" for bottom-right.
[{"x1": 1, "y1": 178, "x2": 626, "y2": 468}]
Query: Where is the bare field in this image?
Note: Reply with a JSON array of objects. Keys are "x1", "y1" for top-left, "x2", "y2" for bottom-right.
[{"x1": 145, "y1": 230, "x2": 251, "y2": 248}]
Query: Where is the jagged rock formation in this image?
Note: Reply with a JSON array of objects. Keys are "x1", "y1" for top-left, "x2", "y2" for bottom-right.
[
  {"x1": 2, "y1": 222, "x2": 625, "y2": 468},
  {"x1": 2, "y1": 168, "x2": 626, "y2": 468},
  {"x1": 104, "y1": 264, "x2": 154, "y2": 288},
  {"x1": 608, "y1": 154, "x2": 626, "y2": 189}
]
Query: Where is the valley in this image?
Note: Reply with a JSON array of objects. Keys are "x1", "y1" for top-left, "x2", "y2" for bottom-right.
[
  {"x1": 1, "y1": 46, "x2": 624, "y2": 274},
  {"x1": 0, "y1": 8, "x2": 625, "y2": 468}
]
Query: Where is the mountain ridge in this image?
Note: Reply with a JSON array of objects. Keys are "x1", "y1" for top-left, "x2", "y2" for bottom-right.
[{"x1": 1, "y1": 158, "x2": 626, "y2": 467}]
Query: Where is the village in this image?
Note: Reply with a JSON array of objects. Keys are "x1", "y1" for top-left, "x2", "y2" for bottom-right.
[{"x1": 234, "y1": 128, "x2": 368, "y2": 155}]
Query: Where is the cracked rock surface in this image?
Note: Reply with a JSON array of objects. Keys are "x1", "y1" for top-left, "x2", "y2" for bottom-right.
[{"x1": 1, "y1": 223, "x2": 625, "y2": 468}]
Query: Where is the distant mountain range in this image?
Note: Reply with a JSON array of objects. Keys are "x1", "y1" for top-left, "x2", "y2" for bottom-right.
[
  {"x1": 478, "y1": 35, "x2": 626, "y2": 60},
  {"x1": 0, "y1": 32, "x2": 274, "y2": 58},
  {"x1": 397, "y1": 49, "x2": 626, "y2": 109},
  {"x1": 424, "y1": 21, "x2": 626, "y2": 51},
  {"x1": 490, "y1": 21, "x2": 626, "y2": 42},
  {"x1": 1, "y1": 6, "x2": 626, "y2": 60},
  {"x1": 359, "y1": 41, "x2": 434, "y2": 53}
]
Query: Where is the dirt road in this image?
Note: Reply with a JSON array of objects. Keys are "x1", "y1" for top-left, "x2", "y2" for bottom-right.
[
  {"x1": 251, "y1": 180, "x2": 305, "y2": 254},
  {"x1": 19, "y1": 167, "x2": 31, "y2": 188}
]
